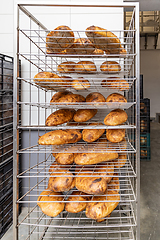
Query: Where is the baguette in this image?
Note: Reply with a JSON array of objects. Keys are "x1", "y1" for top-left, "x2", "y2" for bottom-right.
[{"x1": 45, "y1": 109, "x2": 75, "y2": 126}]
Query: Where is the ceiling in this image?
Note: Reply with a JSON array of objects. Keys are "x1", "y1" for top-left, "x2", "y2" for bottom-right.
[{"x1": 124, "y1": 0, "x2": 160, "y2": 11}]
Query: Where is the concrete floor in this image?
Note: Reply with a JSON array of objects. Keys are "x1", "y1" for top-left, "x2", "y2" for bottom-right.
[{"x1": 1, "y1": 122, "x2": 160, "y2": 240}]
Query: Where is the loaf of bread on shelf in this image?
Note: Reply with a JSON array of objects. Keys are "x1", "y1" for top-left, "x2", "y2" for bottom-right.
[
  {"x1": 57, "y1": 61, "x2": 76, "y2": 73},
  {"x1": 65, "y1": 191, "x2": 90, "y2": 213},
  {"x1": 60, "y1": 76, "x2": 73, "y2": 88},
  {"x1": 50, "y1": 91, "x2": 72, "y2": 103},
  {"x1": 101, "y1": 77, "x2": 129, "y2": 91},
  {"x1": 74, "y1": 61, "x2": 96, "y2": 73},
  {"x1": 56, "y1": 93, "x2": 85, "y2": 103},
  {"x1": 114, "y1": 154, "x2": 127, "y2": 168},
  {"x1": 72, "y1": 77, "x2": 90, "y2": 90},
  {"x1": 65, "y1": 38, "x2": 95, "y2": 55},
  {"x1": 93, "y1": 48, "x2": 105, "y2": 55},
  {"x1": 82, "y1": 122, "x2": 105, "y2": 143},
  {"x1": 54, "y1": 152, "x2": 75, "y2": 165},
  {"x1": 73, "y1": 109, "x2": 97, "y2": 122},
  {"x1": 104, "y1": 109, "x2": 128, "y2": 126},
  {"x1": 74, "y1": 152, "x2": 118, "y2": 165},
  {"x1": 48, "y1": 170, "x2": 74, "y2": 192},
  {"x1": 37, "y1": 189, "x2": 65, "y2": 217},
  {"x1": 86, "y1": 92, "x2": 105, "y2": 103},
  {"x1": 45, "y1": 109, "x2": 75, "y2": 126},
  {"x1": 106, "y1": 93, "x2": 127, "y2": 103},
  {"x1": 46, "y1": 25, "x2": 74, "y2": 53},
  {"x1": 100, "y1": 61, "x2": 121, "y2": 73},
  {"x1": 85, "y1": 25, "x2": 121, "y2": 52},
  {"x1": 38, "y1": 129, "x2": 82, "y2": 145},
  {"x1": 106, "y1": 129, "x2": 125, "y2": 143},
  {"x1": 34, "y1": 72, "x2": 64, "y2": 90},
  {"x1": 75, "y1": 171, "x2": 108, "y2": 195}
]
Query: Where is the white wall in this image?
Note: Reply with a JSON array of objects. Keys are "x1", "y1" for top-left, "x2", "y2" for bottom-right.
[{"x1": 140, "y1": 50, "x2": 160, "y2": 118}]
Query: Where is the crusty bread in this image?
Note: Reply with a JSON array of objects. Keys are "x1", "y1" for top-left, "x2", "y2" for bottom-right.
[
  {"x1": 93, "y1": 48, "x2": 105, "y2": 55},
  {"x1": 46, "y1": 26, "x2": 74, "y2": 53},
  {"x1": 101, "y1": 77, "x2": 129, "y2": 91},
  {"x1": 72, "y1": 77, "x2": 90, "y2": 90},
  {"x1": 73, "y1": 109, "x2": 97, "y2": 122},
  {"x1": 45, "y1": 109, "x2": 75, "y2": 126},
  {"x1": 37, "y1": 189, "x2": 65, "y2": 217},
  {"x1": 57, "y1": 93, "x2": 85, "y2": 103},
  {"x1": 55, "y1": 153, "x2": 75, "y2": 165},
  {"x1": 60, "y1": 76, "x2": 73, "y2": 88},
  {"x1": 82, "y1": 122, "x2": 105, "y2": 142},
  {"x1": 57, "y1": 61, "x2": 76, "y2": 73},
  {"x1": 100, "y1": 61, "x2": 121, "y2": 73},
  {"x1": 104, "y1": 109, "x2": 128, "y2": 126},
  {"x1": 86, "y1": 92, "x2": 105, "y2": 103},
  {"x1": 50, "y1": 91, "x2": 72, "y2": 103},
  {"x1": 106, "y1": 93, "x2": 127, "y2": 103},
  {"x1": 106, "y1": 129, "x2": 125, "y2": 143},
  {"x1": 65, "y1": 38, "x2": 95, "y2": 55},
  {"x1": 114, "y1": 154, "x2": 127, "y2": 168},
  {"x1": 74, "y1": 61, "x2": 96, "y2": 73},
  {"x1": 38, "y1": 129, "x2": 82, "y2": 145}
]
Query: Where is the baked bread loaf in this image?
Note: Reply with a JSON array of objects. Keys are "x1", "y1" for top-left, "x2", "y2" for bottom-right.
[
  {"x1": 72, "y1": 77, "x2": 90, "y2": 90},
  {"x1": 104, "y1": 109, "x2": 128, "y2": 126},
  {"x1": 65, "y1": 38, "x2": 95, "y2": 55},
  {"x1": 73, "y1": 109, "x2": 97, "y2": 122},
  {"x1": 114, "y1": 154, "x2": 127, "y2": 168},
  {"x1": 38, "y1": 129, "x2": 82, "y2": 145},
  {"x1": 75, "y1": 171, "x2": 108, "y2": 195},
  {"x1": 46, "y1": 26, "x2": 74, "y2": 53},
  {"x1": 95, "y1": 162, "x2": 115, "y2": 183},
  {"x1": 34, "y1": 72, "x2": 64, "y2": 90},
  {"x1": 48, "y1": 170, "x2": 74, "y2": 192},
  {"x1": 74, "y1": 61, "x2": 96, "y2": 73},
  {"x1": 106, "y1": 129, "x2": 125, "y2": 143},
  {"x1": 93, "y1": 48, "x2": 105, "y2": 55},
  {"x1": 57, "y1": 93, "x2": 85, "y2": 103},
  {"x1": 37, "y1": 189, "x2": 65, "y2": 217},
  {"x1": 45, "y1": 109, "x2": 75, "y2": 126},
  {"x1": 60, "y1": 76, "x2": 73, "y2": 88},
  {"x1": 82, "y1": 122, "x2": 105, "y2": 142},
  {"x1": 86, "y1": 92, "x2": 105, "y2": 103},
  {"x1": 74, "y1": 152, "x2": 118, "y2": 165},
  {"x1": 106, "y1": 93, "x2": 127, "y2": 103},
  {"x1": 55, "y1": 153, "x2": 75, "y2": 165},
  {"x1": 100, "y1": 61, "x2": 121, "y2": 73},
  {"x1": 85, "y1": 26, "x2": 121, "y2": 52},
  {"x1": 50, "y1": 91, "x2": 72, "y2": 103},
  {"x1": 65, "y1": 191, "x2": 90, "y2": 213},
  {"x1": 57, "y1": 61, "x2": 76, "y2": 73},
  {"x1": 101, "y1": 77, "x2": 129, "y2": 91}
]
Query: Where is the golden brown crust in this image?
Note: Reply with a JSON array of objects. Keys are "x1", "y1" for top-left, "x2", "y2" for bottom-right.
[
  {"x1": 65, "y1": 38, "x2": 95, "y2": 55},
  {"x1": 50, "y1": 91, "x2": 72, "y2": 103},
  {"x1": 57, "y1": 93, "x2": 85, "y2": 103},
  {"x1": 72, "y1": 77, "x2": 90, "y2": 90},
  {"x1": 106, "y1": 129, "x2": 125, "y2": 143},
  {"x1": 38, "y1": 129, "x2": 82, "y2": 145},
  {"x1": 65, "y1": 191, "x2": 90, "y2": 213},
  {"x1": 93, "y1": 48, "x2": 105, "y2": 55},
  {"x1": 73, "y1": 109, "x2": 97, "y2": 122},
  {"x1": 82, "y1": 122, "x2": 105, "y2": 142},
  {"x1": 60, "y1": 76, "x2": 73, "y2": 88},
  {"x1": 48, "y1": 170, "x2": 74, "y2": 192},
  {"x1": 45, "y1": 109, "x2": 75, "y2": 126},
  {"x1": 46, "y1": 26, "x2": 74, "y2": 53},
  {"x1": 74, "y1": 61, "x2": 96, "y2": 73},
  {"x1": 57, "y1": 61, "x2": 76, "y2": 73},
  {"x1": 74, "y1": 152, "x2": 118, "y2": 165},
  {"x1": 55, "y1": 153, "x2": 75, "y2": 165},
  {"x1": 37, "y1": 189, "x2": 65, "y2": 217},
  {"x1": 101, "y1": 77, "x2": 129, "y2": 91},
  {"x1": 114, "y1": 154, "x2": 127, "y2": 168},
  {"x1": 95, "y1": 162, "x2": 115, "y2": 183},
  {"x1": 100, "y1": 61, "x2": 121, "y2": 73},
  {"x1": 104, "y1": 109, "x2": 128, "y2": 126},
  {"x1": 106, "y1": 93, "x2": 127, "y2": 103},
  {"x1": 86, "y1": 92, "x2": 105, "y2": 103},
  {"x1": 75, "y1": 171, "x2": 108, "y2": 195}
]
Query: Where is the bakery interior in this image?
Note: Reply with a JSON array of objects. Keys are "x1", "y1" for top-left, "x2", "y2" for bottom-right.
[{"x1": 0, "y1": 1, "x2": 160, "y2": 240}]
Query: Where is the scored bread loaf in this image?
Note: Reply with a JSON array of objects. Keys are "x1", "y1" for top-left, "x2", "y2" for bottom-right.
[
  {"x1": 74, "y1": 61, "x2": 96, "y2": 73},
  {"x1": 73, "y1": 109, "x2": 97, "y2": 122},
  {"x1": 106, "y1": 129, "x2": 125, "y2": 143},
  {"x1": 38, "y1": 129, "x2": 82, "y2": 145},
  {"x1": 82, "y1": 122, "x2": 105, "y2": 142},
  {"x1": 37, "y1": 189, "x2": 65, "y2": 217},
  {"x1": 57, "y1": 61, "x2": 76, "y2": 73},
  {"x1": 104, "y1": 109, "x2": 128, "y2": 126},
  {"x1": 106, "y1": 93, "x2": 127, "y2": 103},
  {"x1": 100, "y1": 61, "x2": 121, "y2": 73},
  {"x1": 45, "y1": 109, "x2": 75, "y2": 126}
]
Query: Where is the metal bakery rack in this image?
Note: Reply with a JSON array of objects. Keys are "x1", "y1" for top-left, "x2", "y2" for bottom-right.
[{"x1": 13, "y1": 2, "x2": 140, "y2": 240}]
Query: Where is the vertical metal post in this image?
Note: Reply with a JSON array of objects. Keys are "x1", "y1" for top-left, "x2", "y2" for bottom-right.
[
  {"x1": 13, "y1": 3, "x2": 19, "y2": 240},
  {"x1": 135, "y1": 3, "x2": 140, "y2": 240}
]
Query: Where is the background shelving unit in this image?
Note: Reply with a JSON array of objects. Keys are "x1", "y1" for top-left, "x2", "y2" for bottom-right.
[{"x1": 13, "y1": 2, "x2": 140, "y2": 240}]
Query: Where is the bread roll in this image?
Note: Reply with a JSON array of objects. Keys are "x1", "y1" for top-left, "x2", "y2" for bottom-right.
[
  {"x1": 46, "y1": 26, "x2": 74, "y2": 53},
  {"x1": 75, "y1": 171, "x2": 107, "y2": 195},
  {"x1": 50, "y1": 91, "x2": 72, "y2": 103},
  {"x1": 57, "y1": 93, "x2": 85, "y2": 103},
  {"x1": 106, "y1": 93, "x2": 127, "y2": 103},
  {"x1": 114, "y1": 154, "x2": 127, "y2": 168},
  {"x1": 106, "y1": 129, "x2": 125, "y2": 143},
  {"x1": 55, "y1": 153, "x2": 75, "y2": 165},
  {"x1": 74, "y1": 152, "x2": 118, "y2": 165},
  {"x1": 101, "y1": 77, "x2": 129, "y2": 91},
  {"x1": 48, "y1": 170, "x2": 74, "y2": 192},
  {"x1": 72, "y1": 77, "x2": 90, "y2": 90},
  {"x1": 82, "y1": 122, "x2": 105, "y2": 142},
  {"x1": 45, "y1": 109, "x2": 75, "y2": 126},
  {"x1": 37, "y1": 189, "x2": 65, "y2": 217},
  {"x1": 85, "y1": 191, "x2": 120, "y2": 220},
  {"x1": 74, "y1": 61, "x2": 96, "y2": 73},
  {"x1": 38, "y1": 129, "x2": 82, "y2": 145},
  {"x1": 86, "y1": 92, "x2": 105, "y2": 103},
  {"x1": 100, "y1": 61, "x2": 121, "y2": 73},
  {"x1": 57, "y1": 61, "x2": 76, "y2": 73},
  {"x1": 104, "y1": 109, "x2": 128, "y2": 126},
  {"x1": 65, "y1": 191, "x2": 90, "y2": 213},
  {"x1": 73, "y1": 109, "x2": 97, "y2": 122},
  {"x1": 65, "y1": 38, "x2": 95, "y2": 55}
]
